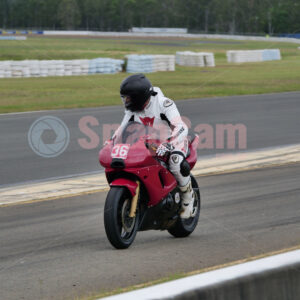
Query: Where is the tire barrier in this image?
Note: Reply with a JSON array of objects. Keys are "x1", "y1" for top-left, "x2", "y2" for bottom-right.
[
  {"x1": 261, "y1": 49, "x2": 282, "y2": 61},
  {"x1": 0, "y1": 36, "x2": 27, "y2": 40},
  {"x1": 0, "y1": 58, "x2": 124, "y2": 78},
  {"x1": 126, "y1": 54, "x2": 175, "y2": 73},
  {"x1": 100, "y1": 249, "x2": 300, "y2": 300},
  {"x1": 88, "y1": 58, "x2": 124, "y2": 74},
  {"x1": 0, "y1": 30, "x2": 43, "y2": 35},
  {"x1": 279, "y1": 33, "x2": 300, "y2": 39},
  {"x1": 176, "y1": 51, "x2": 215, "y2": 67},
  {"x1": 227, "y1": 49, "x2": 281, "y2": 63}
]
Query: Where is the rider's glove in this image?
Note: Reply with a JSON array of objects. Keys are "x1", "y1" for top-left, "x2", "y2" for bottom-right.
[{"x1": 156, "y1": 142, "x2": 174, "y2": 156}]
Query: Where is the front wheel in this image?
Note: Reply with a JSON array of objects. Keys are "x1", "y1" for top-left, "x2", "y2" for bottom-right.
[
  {"x1": 104, "y1": 187, "x2": 139, "y2": 249},
  {"x1": 168, "y1": 176, "x2": 201, "y2": 238}
]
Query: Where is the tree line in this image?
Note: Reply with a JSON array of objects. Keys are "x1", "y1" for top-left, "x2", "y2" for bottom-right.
[{"x1": 0, "y1": 0, "x2": 299, "y2": 35}]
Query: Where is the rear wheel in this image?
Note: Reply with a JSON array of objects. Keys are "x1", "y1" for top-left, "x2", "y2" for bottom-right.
[
  {"x1": 104, "y1": 187, "x2": 139, "y2": 249},
  {"x1": 168, "y1": 176, "x2": 201, "y2": 238}
]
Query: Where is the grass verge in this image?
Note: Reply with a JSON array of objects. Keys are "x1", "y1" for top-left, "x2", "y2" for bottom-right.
[{"x1": 0, "y1": 36, "x2": 299, "y2": 113}]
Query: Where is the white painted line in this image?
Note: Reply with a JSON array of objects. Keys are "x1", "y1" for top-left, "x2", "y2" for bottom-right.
[
  {"x1": 100, "y1": 249, "x2": 300, "y2": 300},
  {"x1": 0, "y1": 144, "x2": 299, "y2": 206},
  {"x1": 0, "y1": 109, "x2": 59, "y2": 116}
]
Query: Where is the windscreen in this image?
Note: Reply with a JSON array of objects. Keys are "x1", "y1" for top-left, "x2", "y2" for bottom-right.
[{"x1": 113, "y1": 122, "x2": 169, "y2": 146}]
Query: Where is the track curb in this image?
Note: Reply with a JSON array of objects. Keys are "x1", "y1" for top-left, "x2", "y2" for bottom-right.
[{"x1": 0, "y1": 144, "x2": 299, "y2": 206}]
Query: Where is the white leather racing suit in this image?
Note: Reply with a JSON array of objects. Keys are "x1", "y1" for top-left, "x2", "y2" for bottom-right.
[{"x1": 114, "y1": 87, "x2": 190, "y2": 188}]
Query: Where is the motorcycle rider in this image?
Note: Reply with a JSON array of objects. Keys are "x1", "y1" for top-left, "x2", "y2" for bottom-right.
[{"x1": 113, "y1": 74, "x2": 195, "y2": 219}]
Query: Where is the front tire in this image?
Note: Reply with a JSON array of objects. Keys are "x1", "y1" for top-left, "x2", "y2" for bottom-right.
[
  {"x1": 104, "y1": 187, "x2": 139, "y2": 249},
  {"x1": 168, "y1": 176, "x2": 201, "y2": 238}
]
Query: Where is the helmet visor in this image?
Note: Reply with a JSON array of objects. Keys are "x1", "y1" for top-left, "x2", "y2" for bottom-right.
[{"x1": 120, "y1": 95, "x2": 132, "y2": 110}]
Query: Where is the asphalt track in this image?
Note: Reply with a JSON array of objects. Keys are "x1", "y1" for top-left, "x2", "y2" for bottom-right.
[
  {"x1": 0, "y1": 163, "x2": 299, "y2": 300},
  {"x1": 0, "y1": 92, "x2": 300, "y2": 187}
]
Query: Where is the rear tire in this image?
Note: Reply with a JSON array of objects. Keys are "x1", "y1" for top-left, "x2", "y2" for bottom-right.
[
  {"x1": 104, "y1": 187, "x2": 139, "y2": 249},
  {"x1": 168, "y1": 176, "x2": 201, "y2": 238}
]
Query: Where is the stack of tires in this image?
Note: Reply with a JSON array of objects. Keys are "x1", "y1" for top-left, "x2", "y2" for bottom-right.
[
  {"x1": 126, "y1": 54, "x2": 175, "y2": 73},
  {"x1": 227, "y1": 49, "x2": 281, "y2": 63},
  {"x1": 176, "y1": 51, "x2": 215, "y2": 67},
  {"x1": 0, "y1": 58, "x2": 125, "y2": 78}
]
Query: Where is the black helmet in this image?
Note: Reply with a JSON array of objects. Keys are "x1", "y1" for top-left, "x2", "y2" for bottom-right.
[{"x1": 120, "y1": 74, "x2": 157, "y2": 112}]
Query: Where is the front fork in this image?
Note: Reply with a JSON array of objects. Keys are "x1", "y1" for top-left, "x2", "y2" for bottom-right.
[
  {"x1": 129, "y1": 181, "x2": 140, "y2": 218},
  {"x1": 109, "y1": 178, "x2": 140, "y2": 217}
]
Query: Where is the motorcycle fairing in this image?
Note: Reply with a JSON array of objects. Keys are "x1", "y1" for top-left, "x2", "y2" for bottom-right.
[
  {"x1": 186, "y1": 135, "x2": 199, "y2": 169},
  {"x1": 105, "y1": 164, "x2": 177, "y2": 207},
  {"x1": 110, "y1": 178, "x2": 138, "y2": 197}
]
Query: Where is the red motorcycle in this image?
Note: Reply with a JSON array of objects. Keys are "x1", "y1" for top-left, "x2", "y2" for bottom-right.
[{"x1": 99, "y1": 122, "x2": 201, "y2": 249}]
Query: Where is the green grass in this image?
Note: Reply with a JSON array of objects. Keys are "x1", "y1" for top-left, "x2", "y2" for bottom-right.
[{"x1": 0, "y1": 36, "x2": 299, "y2": 113}]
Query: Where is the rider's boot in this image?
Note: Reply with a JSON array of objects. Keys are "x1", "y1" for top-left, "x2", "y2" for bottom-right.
[{"x1": 179, "y1": 179, "x2": 195, "y2": 219}]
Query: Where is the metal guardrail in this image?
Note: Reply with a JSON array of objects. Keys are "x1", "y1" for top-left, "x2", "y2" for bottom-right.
[
  {"x1": 131, "y1": 27, "x2": 187, "y2": 33},
  {"x1": 0, "y1": 30, "x2": 300, "y2": 44}
]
